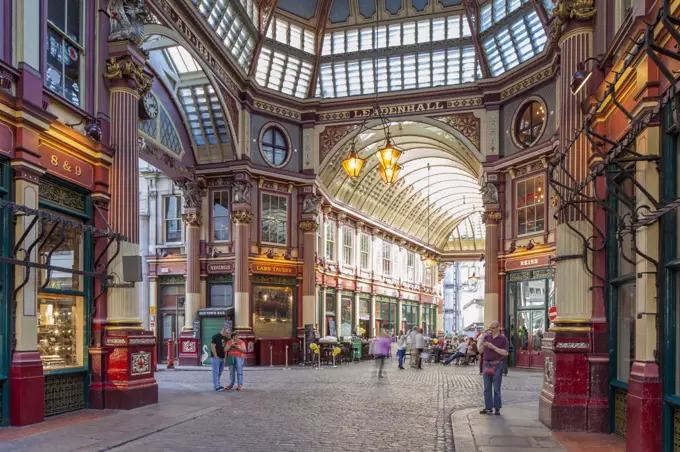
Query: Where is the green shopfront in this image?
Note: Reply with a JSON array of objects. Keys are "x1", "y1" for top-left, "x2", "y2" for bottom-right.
[{"x1": 0, "y1": 160, "x2": 10, "y2": 425}]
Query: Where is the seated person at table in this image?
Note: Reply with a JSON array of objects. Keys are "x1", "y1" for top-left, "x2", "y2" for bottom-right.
[
  {"x1": 434, "y1": 336, "x2": 446, "y2": 363},
  {"x1": 443, "y1": 338, "x2": 468, "y2": 366}
]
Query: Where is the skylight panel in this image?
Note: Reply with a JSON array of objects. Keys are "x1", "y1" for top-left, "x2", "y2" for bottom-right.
[
  {"x1": 480, "y1": 4, "x2": 492, "y2": 32},
  {"x1": 192, "y1": 0, "x2": 256, "y2": 70},
  {"x1": 483, "y1": 10, "x2": 546, "y2": 76},
  {"x1": 389, "y1": 24, "x2": 402, "y2": 47},
  {"x1": 317, "y1": 45, "x2": 479, "y2": 98},
  {"x1": 432, "y1": 18, "x2": 446, "y2": 41},
  {"x1": 269, "y1": 17, "x2": 316, "y2": 54},
  {"x1": 166, "y1": 46, "x2": 201, "y2": 73},
  {"x1": 403, "y1": 22, "x2": 416, "y2": 45},
  {"x1": 447, "y1": 16, "x2": 461, "y2": 39},
  {"x1": 346, "y1": 29, "x2": 359, "y2": 52},
  {"x1": 255, "y1": 46, "x2": 314, "y2": 98},
  {"x1": 303, "y1": 30, "x2": 315, "y2": 53},
  {"x1": 493, "y1": 0, "x2": 507, "y2": 22},
  {"x1": 179, "y1": 84, "x2": 230, "y2": 147},
  {"x1": 360, "y1": 28, "x2": 373, "y2": 50}
]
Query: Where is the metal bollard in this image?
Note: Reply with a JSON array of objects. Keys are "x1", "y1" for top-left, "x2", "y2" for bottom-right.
[
  {"x1": 269, "y1": 344, "x2": 273, "y2": 367},
  {"x1": 283, "y1": 345, "x2": 290, "y2": 370},
  {"x1": 166, "y1": 339, "x2": 175, "y2": 369},
  {"x1": 332, "y1": 354, "x2": 337, "y2": 368}
]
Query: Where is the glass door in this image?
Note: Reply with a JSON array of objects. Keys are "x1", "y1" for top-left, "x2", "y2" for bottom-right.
[
  {"x1": 508, "y1": 273, "x2": 551, "y2": 369},
  {"x1": 160, "y1": 312, "x2": 184, "y2": 362}
]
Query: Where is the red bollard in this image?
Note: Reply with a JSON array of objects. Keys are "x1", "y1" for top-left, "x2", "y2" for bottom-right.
[
  {"x1": 152, "y1": 343, "x2": 158, "y2": 372},
  {"x1": 166, "y1": 339, "x2": 175, "y2": 369}
]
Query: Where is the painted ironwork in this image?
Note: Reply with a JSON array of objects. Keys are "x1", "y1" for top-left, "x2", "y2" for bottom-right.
[
  {"x1": 614, "y1": 389, "x2": 627, "y2": 438},
  {"x1": 44, "y1": 373, "x2": 85, "y2": 417}
]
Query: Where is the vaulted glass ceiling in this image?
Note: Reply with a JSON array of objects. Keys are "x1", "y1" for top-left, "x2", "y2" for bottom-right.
[{"x1": 190, "y1": 0, "x2": 552, "y2": 99}]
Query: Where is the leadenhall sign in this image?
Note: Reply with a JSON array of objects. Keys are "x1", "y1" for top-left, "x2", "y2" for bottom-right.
[{"x1": 352, "y1": 102, "x2": 446, "y2": 119}]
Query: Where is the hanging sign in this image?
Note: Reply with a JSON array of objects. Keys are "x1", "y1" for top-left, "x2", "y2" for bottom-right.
[
  {"x1": 207, "y1": 262, "x2": 234, "y2": 274},
  {"x1": 548, "y1": 306, "x2": 558, "y2": 321}
]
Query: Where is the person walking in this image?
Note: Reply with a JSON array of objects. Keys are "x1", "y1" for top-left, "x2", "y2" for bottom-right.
[
  {"x1": 414, "y1": 328, "x2": 425, "y2": 370},
  {"x1": 479, "y1": 321, "x2": 509, "y2": 415},
  {"x1": 210, "y1": 327, "x2": 229, "y2": 391},
  {"x1": 375, "y1": 332, "x2": 391, "y2": 378},
  {"x1": 396, "y1": 330, "x2": 408, "y2": 370},
  {"x1": 225, "y1": 332, "x2": 247, "y2": 390}
]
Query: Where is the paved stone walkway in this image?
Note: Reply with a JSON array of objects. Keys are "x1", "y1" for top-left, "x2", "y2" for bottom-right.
[{"x1": 0, "y1": 360, "x2": 543, "y2": 452}]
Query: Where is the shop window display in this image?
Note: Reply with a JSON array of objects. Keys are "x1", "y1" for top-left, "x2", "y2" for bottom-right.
[
  {"x1": 253, "y1": 285, "x2": 293, "y2": 338},
  {"x1": 358, "y1": 297, "x2": 370, "y2": 337},
  {"x1": 38, "y1": 295, "x2": 84, "y2": 370},
  {"x1": 340, "y1": 295, "x2": 352, "y2": 337},
  {"x1": 38, "y1": 216, "x2": 83, "y2": 291}
]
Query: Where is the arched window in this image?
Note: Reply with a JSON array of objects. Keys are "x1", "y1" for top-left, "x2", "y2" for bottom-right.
[{"x1": 261, "y1": 126, "x2": 289, "y2": 167}]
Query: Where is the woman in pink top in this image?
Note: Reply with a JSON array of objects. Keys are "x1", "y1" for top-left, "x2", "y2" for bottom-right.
[{"x1": 375, "y1": 332, "x2": 391, "y2": 378}]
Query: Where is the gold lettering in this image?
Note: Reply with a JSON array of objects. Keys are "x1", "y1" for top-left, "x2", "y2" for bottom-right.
[
  {"x1": 63, "y1": 161, "x2": 72, "y2": 172},
  {"x1": 406, "y1": 104, "x2": 416, "y2": 113},
  {"x1": 415, "y1": 104, "x2": 425, "y2": 112},
  {"x1": 75, "y1": 166, "x2": 82, "y2": 176},
  {"x1": 50, "y1": 155, "x2": 59, "y2": 166}
]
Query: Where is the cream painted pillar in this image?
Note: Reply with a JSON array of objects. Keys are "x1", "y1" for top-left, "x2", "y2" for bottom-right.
[
  {"x1": 321, "y1": 287, "x2": 327, "y2": 336},
  {"x1": 300, "y1": 220, "x2": 319, "y2": 328},
  {"x1": 200, "y1": 277, "x2": 208, "y2": 310},
  {"x1": 182, "y1": 216, "x2": 201, "y2": 330},
  {"x1": 336, "y1": 289, "x2": 342, "y2": 338},
  {"x1": 232, "y1": 208, "x2": 253, "y2": 331},
  {"x1": 13, "y1": 178, "x2": 40, "y2": 352},
  {"x1": 354, "y1": 292, "x2": 360, "y2": 330},
  {"x1": 482, "y1": 209, "x2": 501, "y2": 324},
  {"x1": 397, "y1": 299, "x2": 403, "y2": 333},
  {"x1": 149, "y1": 277, "x2": 158, "y2": 337},
  {"x1": 634, "y1": 126, "x2": 660, "y2": 362},
  {"x1": 370, "y1": 294, "x2": 377, "y2": 337}
]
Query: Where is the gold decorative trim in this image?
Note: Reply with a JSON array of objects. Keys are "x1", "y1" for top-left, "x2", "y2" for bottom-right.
[
  {"x1": 548, "y1": 326, "x2": 591, "y2": 332},
  {"x1": 104, "y1": 56, "x2": 152, "y2": 94},
  {"x1": 253, "y1": 100, "x2": 301, "y2": 120},
  {"x1": 482, "y1": 211, "x2": 502, "y2": 223},
  {"x1": 232, "y1": 210, "x2": 253, "y2": 225},
  {"x1": 552, "y1": 318, "x2": 591, "y2": 324},
  {"x1": 299, "y1": 220, "x2": 319, "y2": 233},
  {"x1": 106, "y1": 319, "x2": 143, "y2": 326},
  {"x1": 183, "y1": 213, "x2": 201, "y2": 227},
  {"x1": 105, "y1": 326, "x2": 146, "y2": 331},
  {"x1": 501, "y1": 66, "x2": 555, "y2": 100}
]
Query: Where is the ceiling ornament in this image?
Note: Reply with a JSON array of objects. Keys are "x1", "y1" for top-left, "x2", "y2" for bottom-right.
[
  {"x1": 548, "y1": 0, "x2": 597, "y2": 49},
  {"x1": 320, "y1": 124, "x2": 358, "y2": 163},
  {"x1": 432, "y1": 113, "x2": 480, "y2": 150},
  {"x1": 108, "y1": 0, "x2": 148, "y2": 46}
]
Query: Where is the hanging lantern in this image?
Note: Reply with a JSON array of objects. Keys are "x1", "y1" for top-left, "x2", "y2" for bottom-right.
[
  {"x1": 377, "y1": 163, "x2": 402, "y2": 185},
  {"x1": 375, "y1": 138, "x2": 402, "y2": 170},
  {"x1": 422, "y1": 256, "x2": 434, "y2": 268},
  {"x1": 341, "y1": 148, "x2": 366, "y2": 179}
]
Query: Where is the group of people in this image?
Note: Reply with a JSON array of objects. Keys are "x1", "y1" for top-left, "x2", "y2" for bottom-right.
[
  {"x1": 442, "y1": 336, "x2": 479, "y2": 365},
  {"x1": 208, "y1": 321, "x2": 510, "y2": 417}
]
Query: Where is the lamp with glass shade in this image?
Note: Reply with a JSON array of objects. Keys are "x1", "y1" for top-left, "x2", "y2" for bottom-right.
[
  {"x1": 375, "y1": 137, "x2": 402, "y2": 170},
  {"x1": 342, "y1": 147, "x2": 366, "y2": 179},
  {"x1": 377, "y1": 163, "x2": 402, "y2": 185}
]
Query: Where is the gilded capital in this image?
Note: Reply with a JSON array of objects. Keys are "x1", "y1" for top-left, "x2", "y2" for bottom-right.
[
  {"x1": 299, "y1": 220, "x2": 319, "y2": 233},
  {"x1": 548, "y1": 0, "x2": 596, "y2": 48},
  {"x1": 104, "y1": 56, "x2": 153, "y2": 93},
  {"x1": 482, "y1": 211, "x2": 502, "y2": 224},
  {"x1": 183, "y1": 213, "x2": 201, "y2": 227},
  {"x1": 232, "y1": 210, "x2": 253, "y2": 225}
]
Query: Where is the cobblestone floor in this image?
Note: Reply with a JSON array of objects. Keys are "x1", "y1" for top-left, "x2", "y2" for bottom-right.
[{"x1": 0, "y1": 360, "x2": 543, "y2": 452}]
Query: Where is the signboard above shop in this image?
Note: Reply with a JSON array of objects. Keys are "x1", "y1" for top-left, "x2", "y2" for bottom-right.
[
  {"x1": 207, "y1": 262, "x2": 234, "y2": 274},
  {"x1": 250, "y1": 262, "x2": 298, "y2": 276},
  {"x1": 505, "y1": 253, "x2": 554, "y2": 272}
]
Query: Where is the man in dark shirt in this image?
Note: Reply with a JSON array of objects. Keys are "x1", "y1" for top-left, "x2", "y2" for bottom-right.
[
  {"x1": 210, "y1": 328, "x2": 229, "y2": 391},
  {"x1": 479, "y1": 320, "x2": 509, "y2": 415}
]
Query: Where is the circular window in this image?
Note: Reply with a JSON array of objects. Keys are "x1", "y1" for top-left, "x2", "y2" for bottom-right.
[
  {"x1": 260, "y1": 126, "x2": 289, "y2": 167},
  {"x1": 514, "y1": 100, "x2": 547, "y2": 148}
]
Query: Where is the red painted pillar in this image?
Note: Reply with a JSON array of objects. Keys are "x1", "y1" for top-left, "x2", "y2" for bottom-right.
[
  {"x1": 178, "y1": 196, "x2": 202, "y2": 366},
  {"x1": 232, "y1": 180, "x2": 255, "y2": 365}
]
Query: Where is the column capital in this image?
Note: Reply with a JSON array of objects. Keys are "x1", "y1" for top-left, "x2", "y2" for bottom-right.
[
  {"x1": 299, "y1": 220, "x2": 319, "y2": 233},
  {"x1": 548, "y1": 0, "x2": 596, "y2": 49},
  {"x1": 176, "y1": 179, "x2": 206, "y2": 211},
  {"x1": 232, "y1": 210, "x2": 253, "y2": 225},
  {"x1": 482, "y1": 211, "x2": 502, "y2": 224},
  {"x1": 183, "y1": 212, "x2": 202, "y2": 227},
  {"x1": 302, "y1": 194, "x2": 321, "y2": 215},
  {"x1": 104, "y1": 55, "x2": 152, "y2": 94}
]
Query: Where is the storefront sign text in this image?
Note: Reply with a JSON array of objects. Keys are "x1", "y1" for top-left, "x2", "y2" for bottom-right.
[
  {"x1": 207, "y1": 262, "x2": 234, "y2": 274},
  {"x1": 251, "y1": 263, "x2": 297, "y2": 275},
  {"x1": 39, "y1": 146, "x2": 94, "y2": 188},
  {"x1": 505, "y1": 254, "x2": 553, "y2": 271},
  {"x1": 198, "y1": 309, "x2": 230, "y2": 317},
  {"x1": 352, "y1": 102, "x2": 445, "y2": 119}
]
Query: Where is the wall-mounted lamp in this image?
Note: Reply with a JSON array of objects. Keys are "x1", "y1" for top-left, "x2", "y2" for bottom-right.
[
  {"x1": 266, "y1": 249, "x2": 274, "y2": 259},
  {"x1": 570, "y1": 57, "x2": 602, "y2": 95},
  {"x1": 161, "y1": 250, "x2": 170, "y2": 258},
  {"x1": 526, "y1": 239, "x2": 535, "y2": 251},
  {"x1": 284, "y1": 250, "x2": 292, "y2": 260}
]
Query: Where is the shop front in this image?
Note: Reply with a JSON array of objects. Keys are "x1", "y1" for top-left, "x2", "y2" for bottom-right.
[
  {"x1": 422, "y1": 304, "x2": 436, "y2": 336},
  {"x1": 157, "y1": 275, "x2": 185, "y2": 363},
  {"x1": 376, "y1": 296, "x2": 398, "y2": 337},
  {"x1": 251, "y1": 269, "x2": 298, "y2": 365},
  {"x1": 358, "y1": 294, "x2": 371, "y2": 338},
  {"x1": 198, "y1": 272, "x2": 234, "y2": 366},
  {"x1": 324, "y1": 288, "x2": 337, "y2": 337},
  {"x1": 37, "y1": 177, "x2": 93, "y2": 417},
  {"x1": 401, "y1": 300, "x2": 418, "y2": 333},
  {"x1": 339, "y1": 290, "x2": 354, "y2": 339},
  {"x1": 504, "y1": 254, "x2": 555, "y2": 369}
]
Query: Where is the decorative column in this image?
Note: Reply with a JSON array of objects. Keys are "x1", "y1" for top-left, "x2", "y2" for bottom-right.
[
  {"x1": 354, "y1": 292, "x2": 360, "y2": 332},
  {"x1": 10, "y1": 167, "x2": 45, "y2": 426},
  {"x1": 539, "y1": 0, "x2": 604, "y2": 434},
  {"x1": 336, "y1": 289, "x2": 342, "y2": 338},
  {"x1": 300, "y1": 192, "x2": 321, "y2": 337},
  {"x1": 177, "y1": 180, "x2": 204, "y2": 365},
  {"x1": 481, "y1": 182, "x2": 502, "y2": 324},
  {"x1": 101, "y1": 3, "x2": 157, "y2": 409},
  {"x1": 232, "y1": 179, "x2": 255, "y2": 365},
  {"x1": 321, "y1": 286, "x2": 328, "y2": 336},
  {"x1": 370, "y1": 294, "x2": 377, "y2": 338},
  {"x1": 8, "y1": 0, "x2": 47, "y2": 426}
]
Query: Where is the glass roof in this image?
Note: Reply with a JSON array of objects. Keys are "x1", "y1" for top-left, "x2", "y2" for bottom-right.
[{"x1": 186, "y1": 0, "x2": 550, "y2": 98}]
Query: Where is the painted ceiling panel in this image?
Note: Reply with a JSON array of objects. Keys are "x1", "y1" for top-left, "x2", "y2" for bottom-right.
[
  {"x1": 385, "y1": 0, "x2": 403, "y2": 15},
  {"x1": 358, "y1": 0, "x2": 377, "y2": 19},
  {"x1": 329, "y1": 0, "x2": 352, "y2": 23},
  {"x1": 277, "y1": 0, "x2": 320, "y2": 20}
]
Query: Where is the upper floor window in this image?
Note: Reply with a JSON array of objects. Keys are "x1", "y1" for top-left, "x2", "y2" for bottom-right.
[
  {"x1": 342, "y1": 226, "x2": 354, "y2": 266},
  {"x1": 261, "y1": 193, "x2": 287, "y2": 245},
  {"x1": 46, "y1": 0, "x2": 83, "y2": 106},
  {"x1": 360, "y1": 234, "x2": 370, "y2": 269},
  {"x1": 382, "y1": 241, "x2": 392, "y2": 276},
  {"x1": 165, "y1": 196, "x2": 182, "y2": 243},
  {"x1": 212, "y1": 190, "x2": 230, "y2": 242},
  {"x1": 425, "y1": 266, "x2": 433, "y2": 287},
  {"x1": 210, "y1": 284, "x2": 234, "y2": 308},
  {"x1": 407, "y1": 252, "x2": 415, "y2": 282},
  {"x1": 516, "y1": 175, "x2": 545, "y2": 236},
  {"x1": 325, "y1": 220, "x2": 335, "y2": 261},
  {"x1": 260, "y1": 126, "x2": 290, "y2": 167}
]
